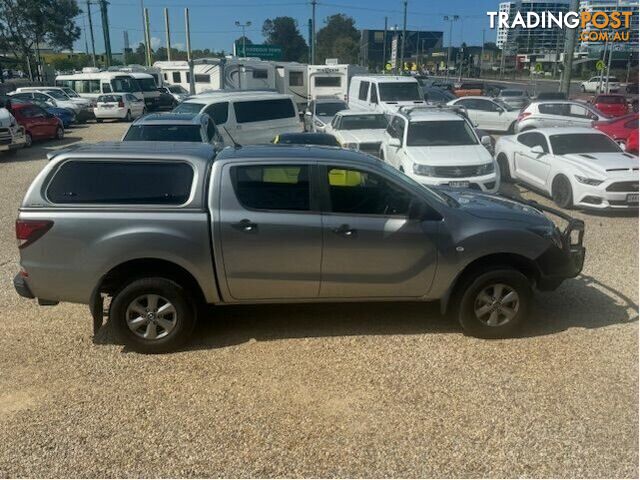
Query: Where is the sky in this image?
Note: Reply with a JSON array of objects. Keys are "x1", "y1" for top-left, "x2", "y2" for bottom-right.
[{"x1": 73, "y1": 0, "x2": 501, "y2": 55}]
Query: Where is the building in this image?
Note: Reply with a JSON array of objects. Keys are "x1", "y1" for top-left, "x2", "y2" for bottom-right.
[
  {"x1": 495, "y1": 0, "x2": 570, "y2": 55},
  {"x1": 579, "y1": 0, "x2": 639, "y2": 53},
  {"x1": 359, "y1": 29, "x2": 443, "y2": 71}
]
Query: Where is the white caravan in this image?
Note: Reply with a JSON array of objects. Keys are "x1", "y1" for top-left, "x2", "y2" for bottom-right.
[
  {"x1": 154, "y1": 57, "x2": 276, "y2": 94},
  {"x1": 273, "y1": 61, "x2": 308, "y2": 110},
  {"x1": 307, "y1": 63, "x2": 368, "y2": 102}
]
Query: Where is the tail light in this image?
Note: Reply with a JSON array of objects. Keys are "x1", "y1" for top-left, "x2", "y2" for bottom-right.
[
  {"x1": 517, "y1": 111, "x2": 531, "y2": 122},
  {"x1": 16, "y1": 219, "x2": 53, "y2": 249},
  {"x1": 118, "y1": 100, "x2": 124, "y2": 108}
]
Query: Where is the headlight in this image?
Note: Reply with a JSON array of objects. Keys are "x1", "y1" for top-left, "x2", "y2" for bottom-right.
[
  {"x1": 477, "y1": 162, "x2": 495, "y2": 175},
  {"x1": 413, "y1": 163, "x2": 436, "y2": 176},
  {"x1": 575, "y1": 175, "x2": 603, "y2": 186},
  {"x1": 342, "y1": 142, "x2": 358, "y2": 149}
]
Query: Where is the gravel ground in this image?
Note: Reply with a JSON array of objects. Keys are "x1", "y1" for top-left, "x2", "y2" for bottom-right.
[{"x1": 0, "y1": 122, "x2": 637, "y2": 478}]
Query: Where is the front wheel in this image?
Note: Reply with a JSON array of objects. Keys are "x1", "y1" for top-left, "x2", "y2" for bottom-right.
[
  {"x1": 55, "y1": 125, "x2": 64, "y2": 140},
  {"x1": 496, "y1": 153, "x2": 512, "y2": 182},
  {"x1": 456, "y1": 268, "x2": 532, "y2": 339},
  {"x1": 109, "y1": 277, "x2": 197, "y2": 354},
  {"x1": 551, "y1": 175, "x2": 574, "y2": 209},
  {"x1": 24, "y1": 132, "x2": 32, "y2": 148}
]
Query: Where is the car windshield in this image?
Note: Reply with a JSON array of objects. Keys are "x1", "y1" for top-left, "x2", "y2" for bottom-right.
[
  {"x1": 376, "y1": 160, "x2": 457, "y2": 206},
  {"x1": 111, "y1": 77, "x2": 138, "y2": 93},
  {"x1": 493, "y1": 98, "x2": 518, "y2": 111},
  {"x1": 378, "y1": 82, "x2": 422, "y2": 101},
  {"x1": 137, "y1": 78, "x2": 158, "y2": 92},
  {"x1": 501, "y1": 90, "x2": 525, "y2": 97},
  {"x1": 316, "y1": 102, "x2": 346, "y2": 116},
  {"x1": 43, "y1": 90, "x2": 69, "y2": 100},
  {"x1": 168, "y1": 85, "x2": 187, "y2": 94},
  {"x1": 173, "y1": 102, "x2": 204, "y2": 114},
  {"x1": 550, "y1": 133, "x2": 621, "y2": 155},
  {"x1": 62, "y1": 87, "x2": 80, "y2": 98},
  {"x1": 339, "y1": 114, "x2": 387, "y2": 130},
  {"x1": 407, "y1": 120, "x2": 478, "y2": 147},
  {"x1": 123, "y1": 125, "x2": 202, "y2": 142}
]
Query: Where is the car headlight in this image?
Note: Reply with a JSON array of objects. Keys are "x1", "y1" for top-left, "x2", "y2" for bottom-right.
[
  {"x1": 342, "y1": 142, "x2": 358, "y2": 149},
  {"x1": 575, "y1": 175, "x2": 603, "y2": 186},
  {"x1": 413, "y1": 163, "x2": 436, "y2": 176},
  {"x1": 477, "y1": 162, "x2": 495, "y2": 175}
]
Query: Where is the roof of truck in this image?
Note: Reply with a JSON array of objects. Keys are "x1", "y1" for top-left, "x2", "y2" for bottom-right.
[
  {"x1": 216, "y1": 144, "x2": 380, "y2": 165},
  {"x1": 130, "y1": 112, "x2": 206, "y2": 125}
]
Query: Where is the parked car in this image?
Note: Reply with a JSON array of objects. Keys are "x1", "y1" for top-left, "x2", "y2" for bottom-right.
[
  {"x1": 495, "y1": 127, "x2": 638, "y2": 209},
  {"x1": 157, "y1": 88, "x2": 178, "y2": 110},
  {"x1": 14, "y1": 142, "x2": 586, "y2": 352},
  {"x1": 94, "y1": 93, "x2": 146, "y2": 122},
  {"x1": 453, "y1": 82, "x2": 484, "y2": 97},
  {"x1": 515, "y1": 100, "x2": 610, "y2": 132},
  {"x1": 173, "y1": 91, "x2": 302, "y2": 145},
  {"x1": 324, "y1": 110, "x2": 388, "y2": 156},
  {"x1": 122, "y1": 113, "x2": 224, "y2": 147},
  {"x1": 494, "y1": 89, "x2": 530, "y2": 110},
  {"x1": 483, "y1": 84, "x2": 506, "y2": 97},
  {"x1": 593, "y1": 113, "x2": 639, "y2": 148},
  {"x1": 8, "y1": 90, "x2": 84, "y2": 120},
  {"x1": 14, "y1": 86, "x2": 93, "y2": 122},
  {"x1": 423, "y1": 87, "x2": 456, "y2": 105},
  {"x1": 580, "y1": 76, "x2": 620, "y2": 93},
  {"x1": 379, "y1": 107, "x2": 498, "y2": 193},
  {"x1": 591, "y1": 94, "x2": 629, "y2": 117},
  {"x1": 303, "y1": 97, "x2": 348, "y2": 132},
  {"x1": 8, "y1": 97, "x2": 76, "y2": 128},
  {"x1": 0, "y1": 106, "x2": 26, "y2": 155},
  {"x1": 272, "y1": 132, "x2": 340, "y2": 146},
  {"x1": 348, "y1": 75, "x2": 425, "y2": 114},
  {"x1": 625, "y1": 81, "x2": 638, "y2": 94},
  {"x1": 626, "y1": 128, "x2": 638, "y2": 155},
  {"x1": 534, "y1": 92, "x2": 567, "y2": 101},
  {"x1": 447, "y1": 96, "x2": 520, "y2": 133},
  {"x1": 160, "y1": 84, "x2": 189, "y2": 103},
  {"x1": 9, "y1": 103, "x2": 64, "y2": 146}
]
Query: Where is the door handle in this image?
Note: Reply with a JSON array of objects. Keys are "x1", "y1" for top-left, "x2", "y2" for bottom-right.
[
  {"x1": 232, "y1": 219, "x2": 257, "y2": 232},
  {"x1": 332, "y1": 224, "x2": 356, "y2": 237}
]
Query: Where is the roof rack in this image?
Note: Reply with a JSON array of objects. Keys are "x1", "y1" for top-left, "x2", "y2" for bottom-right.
[{"x1": 397, "y1": 103, "x2": 469, "y2": 119}]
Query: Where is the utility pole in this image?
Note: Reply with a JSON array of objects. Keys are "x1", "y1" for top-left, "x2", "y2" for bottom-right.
[
  {"x1": 444, "y1": 15, "x2": 459, "y2": 79},
  {"x1": 164, "y1": 8, "x2": 172, "y2": 61},
  {"x1": 123, "y1": 30, "x2": 129, "y2": 64},
  {"x1": 86, "y1": 0, "x2": 97, "y2": 66},
  {"x1": 311, "y1": 0, "x2": 317, "y2": 64},
  {"x1": 308, "y1": 19, "x2": 312, "y2": 62},
  {"x1": 480, "y1": 29, "x2": 485, "y2": 77},
  {"x1": 140, "y1": 0, "x2": 150, "y2": 66},
  {"x1": 235, "y1": 21, "x2": 251, "y2": 57},
  {"x1": 605, "y1": 0, "x2": 619, "y2": 93},
  {"x1": 400, "y1": 0, "x2": 408, "y2": 71},
  {"x1": 144, "y1": 8, "x2": 152, "y2": 66},
  {"x1": 382, "y1": 16, "x2": 388, "y2": 71},
  {"x1": 185, "y1": 8, "x2": 195, "y2": 95},
  {"x1": 82, "y1": 14, "x2": 89, "y2": 56},
  {"x1": 560, "y1": 0, "x2": 579, "y2": 95},
  {"x1": 99, "y1": 0, "x2": 112, "y2": 67}
]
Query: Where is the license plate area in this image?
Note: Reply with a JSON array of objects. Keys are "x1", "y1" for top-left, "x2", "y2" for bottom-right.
[
  {"x1": 449, "y1": 181, "x2": 469, "y2": 188},
  {"x1": 627, "y1": 193, "x2": 638, "y2": 204}
]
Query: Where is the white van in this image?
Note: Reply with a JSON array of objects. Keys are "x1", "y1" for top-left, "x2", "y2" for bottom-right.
[
  {"x1": 348, "y1": 75, "x2": 426, "y2": 114},
  {"x1": 116, "y1": 65, "x2": 163, "y2": 87},
  {"x1": 274, "y1": 62, "x2": 308, "y2": 110},
  {"x1": 172, "y1": 91, "x2": 302, "y2": 145},
  {"x1": 307, "y1": 64, "x2": 367, "y2": 102},
  {"x1": 55, "y1": 70, "x2": 144, "y2": 103},
  {"x1": 127, "y1": 72, "x2": 161, "y2": 110}
]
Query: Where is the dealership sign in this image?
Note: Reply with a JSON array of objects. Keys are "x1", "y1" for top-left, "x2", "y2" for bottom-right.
[{"x1": 234, "y1": 43, "x2": 283, "y2": 60}]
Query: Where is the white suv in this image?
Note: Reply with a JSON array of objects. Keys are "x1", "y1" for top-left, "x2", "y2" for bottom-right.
[
  {"x1": 580, "y1": 76, "x2": 620, "y2": 93},
  {"x1": 379, "y1": 108, "x2": 498, "y2": 193}
]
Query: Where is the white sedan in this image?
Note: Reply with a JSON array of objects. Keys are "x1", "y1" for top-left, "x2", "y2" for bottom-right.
[
  {"x1": 324, "y1": 110, "x2": 388, "y2": 157},
  {"x1": 495, "y1": 127, "x2": 639, "y2": 210},
  {"x1": 447, "y1": 96, "x2": 520, "y2": 133}
]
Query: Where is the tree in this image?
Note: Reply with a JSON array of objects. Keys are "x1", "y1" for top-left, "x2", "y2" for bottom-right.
[
  {"x1": 262, "y1": 16, "x2": 307, "y2": 62},
  {"x1": 315, "y1": 14, "x2": 359, "y2": 64},
  {"x1": 0, "y1": 0, "x2": 81, "y2": 79}
]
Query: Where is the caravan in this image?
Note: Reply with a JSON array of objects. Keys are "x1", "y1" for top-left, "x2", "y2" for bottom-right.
[
  {"x1": 154, "y1": 58, "x2": 276, "y2": 94},
  {"x1": 307, "y1": 63, "x2": 367, "y2": 102},
  {"x1": 273, "y1": 61, "x2": 308, "y2": 110}
]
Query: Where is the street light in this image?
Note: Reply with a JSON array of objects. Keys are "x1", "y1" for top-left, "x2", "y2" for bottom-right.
[
  {"x1": 235, "y1": 20, "x2": 252, "y2": 57},
  {"x1": 443, "y1": 15, "x2": 459, "y2": 78}
]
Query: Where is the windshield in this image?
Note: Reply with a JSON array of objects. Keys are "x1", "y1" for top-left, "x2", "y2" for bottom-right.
[
  {"x1": 62, "y1": 87, "x2": 80, "y2": 98},
  {"x1": 501, "y1": 90, "x2": 525, "y2": 97},
  {"x1": 123, "y1": 125, "x2": 202, "y2": 142},
  {"x1": 550, "y1": 133, "x2": 621, "y2": 155},
  {"x1": 493, "y1": 98, "x2": 518, "y2": 111},
  {"x1": 173, "y1": 102, "x2": 204, "y2": 114},
  {"x1": 407, "y1": 120, "x2": 478, "y2": 147},
  {"x1": 168, "y1": 85, "x2": 187, "y2": 94},
  {"x1": 376, "y1": 160, "x2": 456, "y2": 206},
  {"x1": 98, "y1": 94, "x2": 122, "y2": 103},
  {"x1": 316, "y1": 101, "x2": 347, "y2": 116},
  {"x1": 378, "y1": 82, "x2": 422, "y2": 102},
  {"x1": 339, "y1": 114, "x2": 387, "y2": 130},
  {"x1": 136, "y1": 78, "x2": 158, "y2": 92},
  {"x1": 43, "y1": 90, "x2": 69, "y2": 100},
  {"x1": 111, "y1": 77, "x2": 138, "y2": 93}
]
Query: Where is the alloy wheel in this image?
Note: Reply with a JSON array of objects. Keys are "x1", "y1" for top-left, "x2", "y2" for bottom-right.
[
  {"x1": 473, "y1": 283, "x2": 519, "y2": 327},
  {"x1": 125, "y1": 294, "x2": 178, "y2": 340}
]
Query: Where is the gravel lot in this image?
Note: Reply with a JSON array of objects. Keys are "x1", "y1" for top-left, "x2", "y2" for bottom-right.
[{"x1": 0, "y1": 122, "x2": 637, "y2": 478}]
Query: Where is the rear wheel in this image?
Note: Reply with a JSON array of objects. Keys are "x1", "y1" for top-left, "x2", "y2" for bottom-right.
[
  {"x1": 455, "y1": 268, "x2": 532, "y2": 339},
  {"x1": 55, "y1": 125, "x2": 64, "y2": 140},
  {"x1": 124, "y1": 110, "x2": 132, "y2": 122},
  {"x1": 24, "y1": 132, "x2": 32, "y2": 148},
  {"x1": 96, "y1": 118, "x2": 104, "y2": 123},
  {"x1": 496, "y1": 153, "x2": 512, "y2": 182},
  {"x1": 551, "y1": 175, "x2": 574, "y2": 209},
  {"x1": 109, "y1": 277, "x2": 197, "y2": 354}
]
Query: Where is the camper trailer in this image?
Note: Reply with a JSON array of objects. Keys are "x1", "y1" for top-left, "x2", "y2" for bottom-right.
[
  {"x1": 307, "y1": 63, "x2": 368, "y2": 102},
  {"x1": 273, "y1": 61, "x2": 308, "y2": 110},
  {"x1": 154, "y1": 58, "x2": 276, "y2": 95}
]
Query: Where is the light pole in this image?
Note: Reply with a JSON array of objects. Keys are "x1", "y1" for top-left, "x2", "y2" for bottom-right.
[
  {"x1": 235, "y1": 21, "x2": 252, "y2": 57},
  {"x1": 400, "y1": 0, "x2": 408, "y2": 71},
  {"x1": 444, "y1": 15, "x2": 459, "y2": 78}
]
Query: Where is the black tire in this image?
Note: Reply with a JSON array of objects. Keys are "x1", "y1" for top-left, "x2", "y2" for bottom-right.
[
  {"x1": 551, "y1": 175, "x2": 574, "y2": 209},
  {"x1": 55, "y1": 125, "x2": 64, "y2": 140},
  {"x1": 96, "y1": 118, "x2": 103, "y2": 123},
  {"x1": 24, "y1": 132, "x2": 32, "y2": 148},
  {"x1": 507, "y1": 121, "x2": 516, "y2": 134},
  {"x1": 109, "y1": 277, "x2": 197, "y2": 354},
  {"x1": 581, "y1": 85, "x2": 586, "y2": 93},
  {"x1": 496, "y1": 153, "x2": 512, "y2": 182},
  {"x1": 455, "y1": 268, "x2": 532, "y2": 339},
  {"x1": 124, "y1": 110, "x2": 132, "y2": 122}
]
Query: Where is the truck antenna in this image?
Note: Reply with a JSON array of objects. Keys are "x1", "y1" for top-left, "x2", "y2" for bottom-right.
[{"x1": 223, "y1": 126, "x2": 241, "y2": 149}]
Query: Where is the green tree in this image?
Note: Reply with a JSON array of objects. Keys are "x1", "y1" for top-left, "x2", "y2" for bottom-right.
[
  {"x1": 262, "y1": 16, "x2": 307, "y2": 62},
  {"x1": 0, "y1": 0, "x2": 81, "y2": 79},
  {"x1": 316, "y1": 14, "x2": 359, "y2": 64}
]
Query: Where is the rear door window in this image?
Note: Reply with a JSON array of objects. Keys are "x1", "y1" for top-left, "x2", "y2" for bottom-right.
[
  {"x1": 233, "y1": 98, "x2": 295, "y2": 123},
  {"x1": 231, "y1": 165, "x2": 310, "y2": 211},
  {"x1": 358, "y1": 81, "x2": 370, "y2": 101},
  {"x1": 47, "y1": 161, "x2": 194, "y2": 205},
  {"x1": 203, "y1": 102, "x2": 229, "y2": 125}
]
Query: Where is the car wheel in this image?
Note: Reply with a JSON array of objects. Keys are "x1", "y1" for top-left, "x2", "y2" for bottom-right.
[
  {"x1": 581, "y1": 85, "x2": 586, "y2": 93},
  {"x1": 496, "y1": 153, "x2": 512, "y2": 182},
  {"x1": 96, "y1": 118, "x2": 103, "y2": 123},
  {"x1": 507, "y1": 121, "x2": 517, "y2": 134},
  {"x1": 109, "y1": 277, "x2": 197, "y2": 354},
  {"x1": 24, "y1": 132, "x2": 32, "y2": 148},
  {"x1": 124, "y1": 110, "x2": 132, "y2": 122},
  {"x1": 551, "y1": 175, "x2": 574, "y2": 209},
  {"x1": 456, "y1": 268, "x2": 532, "y2": 339},
  {"x1": 55, "y1": 126, "x2": 64, "y2": 140}
]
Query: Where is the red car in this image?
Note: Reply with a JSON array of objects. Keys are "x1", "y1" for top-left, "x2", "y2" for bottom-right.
[
  {"x1": 626, "y1": 128, "x2": 638, "y2": 156},
  {"x1": 593, "y1": 113, "x2": 638, "y2": 145},
  {"x1": 9, "y1": 103, "x2": 64, "y2": 147},
  {"x1": 592, "y1": 94, "x2": 629, "y2": 117}
]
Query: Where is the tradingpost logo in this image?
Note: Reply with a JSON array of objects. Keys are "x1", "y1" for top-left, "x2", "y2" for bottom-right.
[{"x1": 487, "y1": 9, "x2": 634, "y2": 43}]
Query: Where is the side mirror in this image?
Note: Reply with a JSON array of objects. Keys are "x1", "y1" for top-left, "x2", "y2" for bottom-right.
[
  {"x1": 408, "y1": 200, "x2": 429, "y2": 220},
  {"x1": 531, "y1": 145, "x2": 545, "y2": 155},
  {"x1": 481, "y1": 135, "x2": 492, "y2": 147},
  {"x1": 388, "y1": 137, "x2": 401, "y2": 148}
]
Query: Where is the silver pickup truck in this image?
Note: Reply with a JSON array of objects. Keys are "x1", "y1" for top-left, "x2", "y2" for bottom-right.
[{"x1": 14, "y1": 142, "x2": 585, "y2": 353}]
